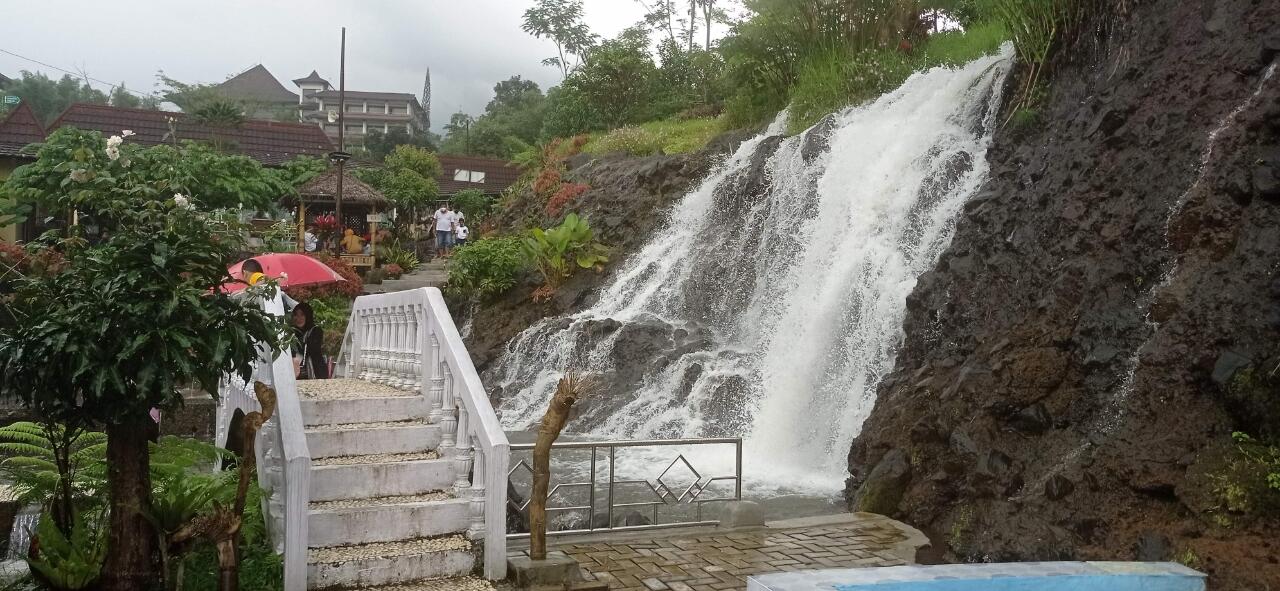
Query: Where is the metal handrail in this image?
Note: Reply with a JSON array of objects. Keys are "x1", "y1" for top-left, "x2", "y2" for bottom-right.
[{"x1": 507, "y1": 437, "x2": 743, "y2": 539}]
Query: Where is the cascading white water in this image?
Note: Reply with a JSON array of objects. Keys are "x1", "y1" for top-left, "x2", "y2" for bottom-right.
[
  {"x1": 5, "y1": 505, "x2": 38, "y2": 560},
  {"x1": 493, "y1": 47, "x2": 1013, "y2": 493}
]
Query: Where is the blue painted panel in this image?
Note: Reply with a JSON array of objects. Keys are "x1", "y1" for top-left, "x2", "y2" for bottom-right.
[{"x1": 749, "y1": 562, "x2": 1205, "y2": 591}]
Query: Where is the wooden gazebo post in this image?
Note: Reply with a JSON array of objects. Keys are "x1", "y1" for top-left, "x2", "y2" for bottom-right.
[{"x1": 297, "y1": 201, "x2": 307, "y2": 251}]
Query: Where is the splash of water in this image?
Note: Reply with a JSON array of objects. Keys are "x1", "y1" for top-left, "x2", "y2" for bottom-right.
[{"x1": 492, "y1": 48, "x2": 1014, "y2": 493}]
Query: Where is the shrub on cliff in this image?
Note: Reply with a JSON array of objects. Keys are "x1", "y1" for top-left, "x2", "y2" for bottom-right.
[
  {"x1": 447, "y1": 237, "x2": 526, "y2": 300},
  {"x1": 522, "y1": 213, "x2": 608, "y2": 295}
]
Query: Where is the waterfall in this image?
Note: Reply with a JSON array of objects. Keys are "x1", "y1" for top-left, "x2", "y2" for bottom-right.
[
  {"x1": 492, "y1": 47, "x2": 1014, "y2": 492},
  {"x1": 5, "y1": 505, "x2": 38, "y2": 560}
]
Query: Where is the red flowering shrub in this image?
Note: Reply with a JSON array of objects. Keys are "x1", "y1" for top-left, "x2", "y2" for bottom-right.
[
  {"x1": 283, "y1": 252, "x2": 363, "y2": 301},
  {"x1": 533, "y1": 168, "x2": 562, "y2": 198},
  {"x1": 546, "y1": 183, "x2": 590, "y2": 217},
  {"x1": 383, "y1": 263, "x2": 404, "y2": 279}
]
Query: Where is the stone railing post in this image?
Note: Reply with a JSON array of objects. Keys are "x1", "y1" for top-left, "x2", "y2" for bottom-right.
[
  {"x1": 428, "y1": 333, "x2": 444, "y2": 423},
  {"x1": 469, "y1": 434, "x2": 486, "y2": 540},
  {"x1": 440, "y1": 364, "x2": 457, "y2": 452}
]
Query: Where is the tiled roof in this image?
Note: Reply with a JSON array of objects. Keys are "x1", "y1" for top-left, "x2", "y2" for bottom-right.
[
  {"x1": 0, "y1": 102, "x2": 46, "y2": 158},
  {"x1": 295, "y1": 167, "x2": 387, "y2": 205},
  {"x1": 437, "y1": 154, "x2": 520, "y2": 196},
  {"x1": 219, "y1": 64, "x2": 299, "y2": 104},
  {"x1": 292, "y1": 70, "x2": 331, "y2": 86},
  {"x1": 48, "y1": 103, "x2": 334, "y2": 166}
]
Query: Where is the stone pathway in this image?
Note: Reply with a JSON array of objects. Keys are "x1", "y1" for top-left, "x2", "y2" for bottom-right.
[{"x1": 526, "y1": 513, "x2": 926, "y2": 591}]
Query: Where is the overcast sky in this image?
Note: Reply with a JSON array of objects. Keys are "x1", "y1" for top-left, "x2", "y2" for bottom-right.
[{"x1": 0, "y1": 0, "x2": 734, "y2": 133}]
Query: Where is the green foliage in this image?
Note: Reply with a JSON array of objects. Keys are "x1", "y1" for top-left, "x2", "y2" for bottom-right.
[
  {"x1": 582, "y1": 117, "x2": 724, "y2": 156},
  {"x1": 1, "y1": 127, "x2": 290, "y2": 224},
  {"x1": 362, "y1": 127, "x2": 436, "y2": 161},
  {"x1": 0, "y1": 71, "x2": 110, "y2": 125},
  {"x1": 0, "y1": 198, "x2": 287, "y2": 428},
  {"x1": 25, "y1": 511, "x2": 107, "y2": 590},
  {"x1": 918, "y1": 20, "x2": 1008, "y2": 66},
  {"x1": 788, "y1": 48, "x2": 917, "y2": 133},
  {"x1": 447, "y1": 237, "x2": 527, "y2": 300},
  {"x1": 0, "y1": 422, "x2": 105, "y2": 510},
  {"x1": 540, "y1": 82, "x2": 606, "y2": 139},
  {"x1": 309, "y1": 296, "x2": 352, "y2": 357},
  {"x1": 522, "y1": 213, "x2": 608, "y2": 289},
  {"x1": 377, "y1": 244, "x2": 421, "y2": 274},
  {"x1": 179, "y1": 480, "x2": 281, "y2": 591},
  {"x1": 451, "y1": 189, "x2": 493, "y2": 222},
  {"x1": 356, "y1": 145, "x2": 442, "y2": 210},
  {"x1": 274, "y1": 156, "x2": 327, "y2": 189},
  {"x1": 441, "y1": 77, "x2": 548, "y2": 159},
  {"x1": 1210, "y1": 432, "x2": 1280, "y2": 523},
  {"x1": 522, "y1": 0, "x2": 598, "y2": 77}
]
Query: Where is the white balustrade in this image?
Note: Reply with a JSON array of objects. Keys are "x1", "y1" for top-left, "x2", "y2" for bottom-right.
[
  {"x1": 215, "y1": 291, "x2": 311, "y2": 591},
  {"x1": 334, "y1": 288, "x2": 510, "y2": 580}
]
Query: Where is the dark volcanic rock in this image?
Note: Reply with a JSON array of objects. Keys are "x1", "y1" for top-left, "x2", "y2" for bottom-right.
[
  {"x1": 847, "y1": 0, "x2": 1280, "y2": 587},
  {"x1": 850, "y1": 448, "x2": 913, "y2": 515}
]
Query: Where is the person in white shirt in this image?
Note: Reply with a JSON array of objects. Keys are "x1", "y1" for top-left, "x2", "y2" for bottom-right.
[
  {"x1": 303, "y1": 227, "x2": 318, "y2": 252},
  {"x1": 455, "y1": 223, "x2": 469, "y2": 248},
  {"x1": 432, "y1": 204, "x2": 457, "y2": 257}
]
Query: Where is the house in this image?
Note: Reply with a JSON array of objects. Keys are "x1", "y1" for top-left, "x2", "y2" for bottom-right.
[
  {"x1": 436, "y1": 155, "x2": 520, "y2": 198},
  {"x1": 0, "y1": 102, "x2": 46, "y2": 242},
  {"x1": 48, "y1": 103, "x2": 334, "y2": 165},
  {"x1": 293, "y1": 71, "x2": 428, "y2": 147},
  {"x1": 215, "y1": 64, "x2": 300, "y2": 121}
]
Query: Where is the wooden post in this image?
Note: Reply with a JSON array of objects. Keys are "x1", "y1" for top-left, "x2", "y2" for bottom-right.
[
  {"x1": 297, "y1": 201, "x2": 307, "y2": 251},
  {"x1": 370, "y1": 208, "x2": 378, "y2": 260},
  {"x1": 529, "y1": 373, "x2": 588, "y2": 561}
]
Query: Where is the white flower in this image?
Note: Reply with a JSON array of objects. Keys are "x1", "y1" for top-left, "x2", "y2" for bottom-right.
[
  {"x1": 106, "y1": 135, "x2": 123, "y2": 149},
  {"x1": 105, "y1": 146, "x2": 120, "y2": 161},
  {"x1": 121, "y1": 130, "x2": 135, "y2": 138},
  {"x1": 69, "y1": 169, "x2": 90, "y2": 183},
  {"x1": 173, "y1": 194, "x2": 193, "y2": 209}
]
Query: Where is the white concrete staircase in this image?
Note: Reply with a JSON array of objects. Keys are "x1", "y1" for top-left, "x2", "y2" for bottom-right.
[{"x1": 298, "y1": 378, "x2": 490, "y2": 590}]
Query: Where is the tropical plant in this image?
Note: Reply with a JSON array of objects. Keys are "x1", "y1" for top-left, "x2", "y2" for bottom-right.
[
  {"x1": 0, "y1": 130, "x2": 288, "y2": 590},
  {"x1": 447, "y1": 237, "x2": 527, "y2": 300},
  {"x1": 146, "y1": 472, "x2": 235, "y2": 591},
  {"x1": 522, "y1": 0, "x2": 599, "y2": 77},
  {"x1": 26, "y1": 510, "x2": 108, "y2": 591},
  {"x1": 0, "y1": 422, "x2": 105, "y2": 533},
  {"x1": 521, "y1": 213, "x2": 609, "y2": 291},
  {"x1": 377, "y1": 244, "x2": 421, "y2": 274}
]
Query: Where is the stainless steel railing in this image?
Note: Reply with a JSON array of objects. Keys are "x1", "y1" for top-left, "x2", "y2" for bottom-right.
[{"x1": 506, "y1": 437, "x2": 742, "y2": 538}]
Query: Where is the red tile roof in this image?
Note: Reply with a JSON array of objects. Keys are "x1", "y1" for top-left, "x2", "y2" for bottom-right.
[
  {"x1": 437, "y1": 154, "x2": 520, "y2": 196},
  {"x1": 48, "y1": 103, "x2": 334, "y2": 166},
  {"x1": 0, "y1": 102, "x2": 47, "y2": 158}
]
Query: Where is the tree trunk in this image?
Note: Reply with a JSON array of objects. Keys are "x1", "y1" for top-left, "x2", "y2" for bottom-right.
[
  {"x1": 529, "y1": 374, "x2": 586, "y2": 561},
  {"x1": 102, "y1": 415, "x2": 156, "y2": 591}
]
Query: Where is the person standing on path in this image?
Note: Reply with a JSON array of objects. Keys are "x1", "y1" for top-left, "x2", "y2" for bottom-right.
[
  {"x1": 303, "y1": 226, "x2": 319, "y2": 252},
  {"x1": 291, "y1": 302, "x2": 329, "y2": 379},
  {"x1": 432, "y1": 203, "x2": 457, "y2": 258},
  {"x1": 455, "y1": 222, "x2": 469, "y2": 248}
]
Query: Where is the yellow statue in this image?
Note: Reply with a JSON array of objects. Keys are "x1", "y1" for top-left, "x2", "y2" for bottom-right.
[{"x1": 340, "y1": 228, "x2": 364, "y2": 254}]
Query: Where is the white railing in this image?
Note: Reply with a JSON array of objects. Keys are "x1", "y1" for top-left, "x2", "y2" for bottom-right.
[
  {"x1": 335, "y1": 287, "x2": 511, "y2": 580},
  {"x1": 215, "y1": 292, "x2": 311, "y2": 591}
]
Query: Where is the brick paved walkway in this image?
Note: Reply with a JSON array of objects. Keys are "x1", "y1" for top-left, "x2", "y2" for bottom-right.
[{"x1": 540, "y1": 513, "x2": 925, "y2": 591}]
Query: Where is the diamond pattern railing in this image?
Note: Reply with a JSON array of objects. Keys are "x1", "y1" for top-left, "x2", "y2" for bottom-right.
[{"x1": 506, "y1": 438, "x2": 742, "y2": 538}]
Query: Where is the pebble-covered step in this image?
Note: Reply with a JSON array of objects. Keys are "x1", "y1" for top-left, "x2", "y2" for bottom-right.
[
  {"x1": 297, "y1": 378, "x2": 412, "y2": 400},
  {"x1": 304, "y1": 420, "x2": 441, "y2": 458},
  {"x1": 300, "y1": 395, "x2": 428, "y2": 427},
  {"x1": 307, "y1": 495, "x2": 471, "y2": 548},
  {"x1": 323, "y1": 577, "x2": 495, "y2": 591},
  {"x1": 309, "y1": 454, "x2": 451, "y2": 502},
  {"x1": 307, "y1": 536, "x2": 475, "y2": 589}
]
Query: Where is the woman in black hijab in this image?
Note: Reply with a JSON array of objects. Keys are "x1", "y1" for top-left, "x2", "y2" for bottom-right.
[{"x1": 291, "y1": 302, "x2": 329, "y2": 379}]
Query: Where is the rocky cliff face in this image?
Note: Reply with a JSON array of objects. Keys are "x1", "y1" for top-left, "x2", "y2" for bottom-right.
[{"x1": 846, "y1": 0, "x2": 1280, "y2": 587}]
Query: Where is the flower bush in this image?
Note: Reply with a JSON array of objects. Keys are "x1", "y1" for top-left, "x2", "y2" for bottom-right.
[
  {"x1": 546, "y1": 183, "x2": 591, "y2": 217},
  {"x1": 383, "y1": 263, "x2": 404, "y2": 279}
]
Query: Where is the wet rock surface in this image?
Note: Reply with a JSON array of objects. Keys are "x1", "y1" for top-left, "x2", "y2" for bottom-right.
[{"x1": 847, "y1": 0, "x2": 1280, "y2": 587}]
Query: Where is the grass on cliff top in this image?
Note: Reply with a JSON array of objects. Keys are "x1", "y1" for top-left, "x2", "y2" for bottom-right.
[
  {"x1": 581, "y1": 117, "x2": 725, "y2": 157},
  {"x1": 787, "y1": 20, "x2": 1009, "y2": 134}
]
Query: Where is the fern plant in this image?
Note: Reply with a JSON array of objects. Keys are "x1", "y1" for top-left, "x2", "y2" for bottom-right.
[
  {"x1": 25, "y1": 510, "x2": 107, "y2": 591},
  {"x1": 0, "y1": 422, "x2": 106, "y2": 529}
]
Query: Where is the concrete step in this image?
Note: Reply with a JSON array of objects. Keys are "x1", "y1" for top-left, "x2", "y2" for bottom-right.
[
  {"x1": 307, "y1": 496, "x2": 471, "y2": 548},
  {"x1": 300, "y1": 395, "x2": 428, "y2": 427},
  {"x1": 307, "y1": 536, "x2": 475, "y2": 589},
  {"x1": 309, "y1": 457, "x2": 454, "y2": 502},
  {"x1": 326, "y1": 577, "x2": 495, "y2": 591},
  {"x1": 304, "y1": 421, "x2": 440, "y2": 458}
]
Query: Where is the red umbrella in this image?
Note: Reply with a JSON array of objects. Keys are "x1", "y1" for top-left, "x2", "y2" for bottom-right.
[{"x1": 223, "y1": 253, "x2": 346, "y2": 293}]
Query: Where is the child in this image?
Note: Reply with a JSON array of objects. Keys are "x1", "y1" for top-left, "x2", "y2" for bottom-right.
[{"x1": 455, "y1": 223, "x2": 469, "y2": 248}]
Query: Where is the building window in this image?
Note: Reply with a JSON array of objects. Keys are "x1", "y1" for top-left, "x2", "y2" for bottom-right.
[
  {"x1": 346, "y1": 124, "x2": 364, "y2": 134},
  {"x1": 390, "y1": 105, "x2": 408, "y2": 115},
  {"x1": 344, "y1": 104, "x2": 361, "y2": 113},
  {"x1": 453, "y1": 169, "x2": 486, "y2": 183}
]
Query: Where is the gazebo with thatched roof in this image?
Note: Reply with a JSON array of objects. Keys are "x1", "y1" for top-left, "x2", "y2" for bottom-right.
[{"x1": 289, "y1": 167, "x2": 389, "y2": 261}]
